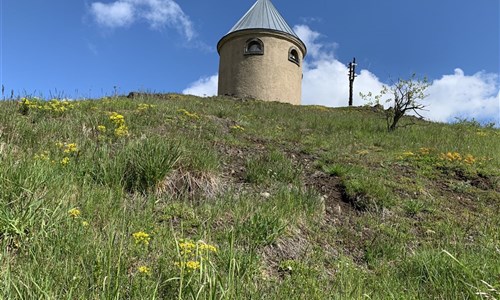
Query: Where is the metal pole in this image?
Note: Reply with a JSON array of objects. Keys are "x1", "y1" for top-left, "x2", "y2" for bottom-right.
[{"x1": 348, "y1": 57, "x2": 356, "y2": 106}]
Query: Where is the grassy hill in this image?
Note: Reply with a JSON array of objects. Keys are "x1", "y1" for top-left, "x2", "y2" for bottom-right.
[{"x1": 1, "y1": 94, "x2": 499, "y2": 299}]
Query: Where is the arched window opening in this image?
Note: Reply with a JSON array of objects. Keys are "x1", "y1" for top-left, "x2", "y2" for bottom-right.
[
  {"x1": 245, "y1": 38, "x2": 264, "y2": 55},
  {"x1": 248, "y1": 41, "x2": 261, "y2": 52},
  {"x1": 289, "y1": 48, "x2": 300, "y2": 65}
]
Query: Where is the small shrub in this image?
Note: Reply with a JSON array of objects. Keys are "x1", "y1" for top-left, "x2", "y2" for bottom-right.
[
  {"x1": 322, "y1": 163, "x2": 348, "y2": 177},
  {"x1": 245, "y1": 151, "x2": 301, "y2": 185},
  {"x1": 122, "y1": 138, "x2": 181, "y2": 193},
  {"x1": 343, "y1": 177, "x2": 392, "y2": 211},
  {"x1": 239, "y1": 212, "x2": 287, "y2": 247},
  {"x1": 85, "y1": 137, "x2": 181, "y2": 192},
  {"x1": 403, "y1": 199, "x2": 427, "y2": 217}
]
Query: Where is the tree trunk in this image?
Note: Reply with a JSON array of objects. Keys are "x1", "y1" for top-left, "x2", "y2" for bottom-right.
[{"x1": 389, "y1": 110, "x2": 404, "y2": 131}]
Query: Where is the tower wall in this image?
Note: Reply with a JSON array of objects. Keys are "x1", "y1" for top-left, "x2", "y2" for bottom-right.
[{"x1": 217, "y1": 30, "x2": 305, "y2": 105}]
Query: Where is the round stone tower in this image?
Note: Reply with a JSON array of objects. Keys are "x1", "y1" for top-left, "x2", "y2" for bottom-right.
[{"x1": 217, "y1": 0, "x2": 307, "y2": 105}]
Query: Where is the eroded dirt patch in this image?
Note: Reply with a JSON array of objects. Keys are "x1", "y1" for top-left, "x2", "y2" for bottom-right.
[
  {"x1": 214, "y1": 138, "x2": 370, "y2": 267},
  {"x1": 259, "y1": 225, "x2": 312, "y2": 278}
]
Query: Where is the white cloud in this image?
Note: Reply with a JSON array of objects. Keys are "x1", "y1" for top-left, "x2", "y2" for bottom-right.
[
  {"x1": 294, "y1": 24, "x2": 337, "y2": 60},
  {"x1": 423, "y1": 69, "x2": 499, "y2": 124},
  {"x1": 90, "y1": 2, "x2": 135, "y2": 28},
  {"x1": 183, "y1": 24, "x2": 499, "y2": 126},
  {"x1": 182, "y1": 75, "x2": 218, "y2": 97},
  {"x1": 90, "y1": 0, "x2": 194, "y2": 40}
]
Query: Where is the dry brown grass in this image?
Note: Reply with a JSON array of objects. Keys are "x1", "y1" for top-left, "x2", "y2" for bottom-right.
[{"x1": 155, "y1": 168, "x2": 224, "y2": 201}]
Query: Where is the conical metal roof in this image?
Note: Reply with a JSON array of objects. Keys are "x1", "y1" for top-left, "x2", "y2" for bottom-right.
[{"x1": 228, "y1": 0, "x2": 299, "y2": 39}]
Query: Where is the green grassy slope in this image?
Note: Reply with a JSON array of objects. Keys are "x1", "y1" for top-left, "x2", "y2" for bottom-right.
[{"x1": 1, "y1": 94, "x2": 499, "y2": 299}]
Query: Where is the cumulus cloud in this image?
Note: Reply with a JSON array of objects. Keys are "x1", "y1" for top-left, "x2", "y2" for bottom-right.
[
  {"x1": 182, "y1": 75, "x2": 218, "y2": 97},
  {"x1": 90, "y1": 0, "x2": 194, "y2": 40},
  {"x1": 183, "y1": 24, "x2": 499, "y2": 125},
  {"x1": 423, "y1": 69, "x2": 499, "y2": 124},
  {"x1": 294, "y1": 24, "x2": 324, "y2": 59},
  {"x1": 90, "y1": 2, "x2": 134, "y2": 28}
]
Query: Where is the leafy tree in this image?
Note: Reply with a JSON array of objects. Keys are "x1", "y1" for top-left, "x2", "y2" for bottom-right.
[{"x1": 361, "y1": 74, "x2": 430, "y2": 131}]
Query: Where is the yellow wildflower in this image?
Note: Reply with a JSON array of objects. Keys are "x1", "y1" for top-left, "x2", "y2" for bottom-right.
[
  {"x1": 82, "y1": 221, "x2": 90, "y2": 227},
  {"x1": 419, "y1": 148, "x2": 431, "y2": 155},
  {"x1": 61, "y1": 157, "x2": 70, "y2": 165},
  {"x1": 179, "y1": 241, "x2": 196, "y2": 255},
  {"x1": 108, "y1": 112, "x2": 129, "y2": 137},
  {"x1": 114, "y1": 125, "x2": 129, "y2": 137},
  {"x1": 109, "y1": 112, "x2": 126, "y2": 126},
  {"x1": 463, "y1": 154, "x2": 476, "y2": 165},
  {"x1": 177, "y1": 109, "x2": 199, "y2": 120},
  {"x1": 176, "y1": 239, "x2": 217, "y2": 272},
  {"x1": 97, "y1": 125, "x2": 106, "y2": 133},
  {"x1": 68, "y1": 208, "x2": 81, "y2": 218},
  {"x1": 441, "y1": 152, "x2": 461, "y2": 162},
  {"x1": 56, "y1": 142, "x2": 78, "y2": 154},
  {"x1": 137, "y1": 103, "x2": 155, "y2": 111},
  {"x1": 34, "y1": 151, "x2": 50, "y2": 161},
  {"x1": 230, "y1": 125, "x2": 245, "y2": 131},
  {"x1": 138, "y1": 266, "x2": 151, "y2": 275},
  {"x1": 63, "y1": 143, "x2": 78, "y2": 153},
  {"x1": 198, "y1": 242, "x2": 217, "y2": 253},
  {"x1": 186, "y1": 261, "x2": 200, "y2": 270},
  {"x1": 22, "y1": 99, "x2": 75, "y2": 113},
  {"x1": 132, "y1": 231, "x2": 151, "y2": 245},
  {"x1": 175, "y1": 261, "x2": 201, "y2": 271}
]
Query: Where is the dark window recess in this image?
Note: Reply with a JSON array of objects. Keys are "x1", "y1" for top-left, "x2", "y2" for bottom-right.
[
  {"x1": 289, "y1": 48, "x2": 300, "y2": 65},
  {"x1": 248, "y1": 42, "x2": 261, "y2": 52},
  {"x1": 245, "y1": 39, "x2": 264, "y2": 55}
]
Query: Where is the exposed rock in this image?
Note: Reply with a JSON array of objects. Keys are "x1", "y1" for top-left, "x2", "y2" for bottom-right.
[{"x1": 260, "y1": 192, "x2": 271, "y2": 199}]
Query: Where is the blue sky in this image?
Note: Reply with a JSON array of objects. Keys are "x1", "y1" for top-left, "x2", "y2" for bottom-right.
[{"x1": 1, "y1": 0, "x2": 499, "y2": 125}]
